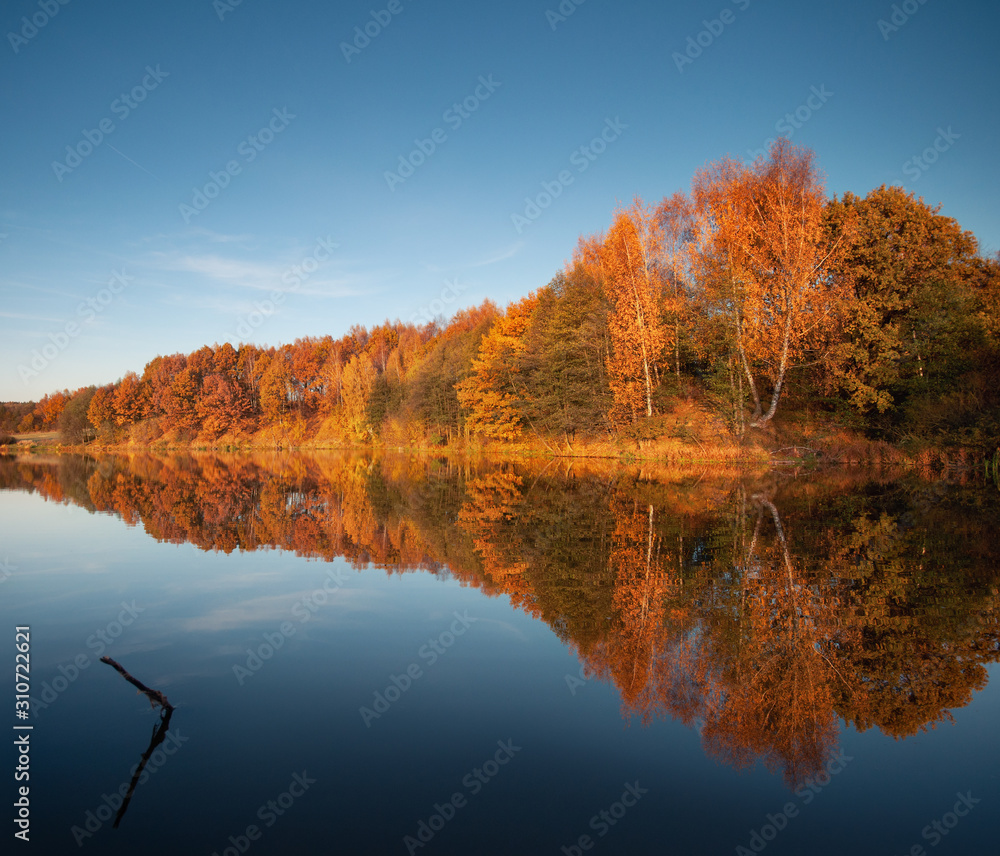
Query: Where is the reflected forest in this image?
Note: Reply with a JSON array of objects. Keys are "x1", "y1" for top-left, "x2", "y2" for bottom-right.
[{"x1": 4, "y1": 452, "x2": 999, "y2": 791}]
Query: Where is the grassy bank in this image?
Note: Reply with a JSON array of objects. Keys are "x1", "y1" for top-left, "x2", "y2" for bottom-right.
[{"x1": 2, "y1": 405, "x2": 933, "y2": 473}]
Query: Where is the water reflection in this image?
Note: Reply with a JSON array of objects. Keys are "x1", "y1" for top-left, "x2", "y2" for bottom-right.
[
  {"x1": 3, "y1": 452, "x2": 998, "y2": 790},
  {"x1": 100, "y1": 656, "x2": 177, "y2": 829}
]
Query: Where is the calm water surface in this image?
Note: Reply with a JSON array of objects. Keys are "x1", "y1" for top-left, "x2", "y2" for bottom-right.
[{"x1": 2, "y1": 452, "x2": 998, "y2": 855}]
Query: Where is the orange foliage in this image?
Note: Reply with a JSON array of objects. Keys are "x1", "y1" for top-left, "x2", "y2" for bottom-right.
[
  {"x1": 456, "y1": 294, "x2": 539, "y2": 442},
  {"x1": 32, "y1": 390, "x2": 71, "y2": 428},
  {"x1": 691, "y1": 140, "x2": 839, "y2": 428},
  {"x1": 597, "y1": 200, "x2": 668, "y2": 423}
]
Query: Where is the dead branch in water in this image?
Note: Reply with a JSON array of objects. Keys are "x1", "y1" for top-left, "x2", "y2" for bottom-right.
[{"x1": 100, "y1": 656, "x2": 174, "y2": 713}]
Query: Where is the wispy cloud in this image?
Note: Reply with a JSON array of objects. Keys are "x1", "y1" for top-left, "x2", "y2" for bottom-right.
[
  {"x1": 0, "y1": 280, "x2": 85, "y2": 301},
  {"x1": 179, "y1": 587, "x2": 372, "y2": 632},
  {"x1": 172, "y1": 254, "x2": 282, "y2": 285},
  {"x1": 0, "y1": 310, "x2": 67, "y2": 323},
  {"x1": 423, "y1": 241, "x2": 523, "y2": 274},
  {"x1": 469, "y1": 242, "x2": 524, "y2": 267},
  {"x1": 138, "y1": 238, "x2": 384, "y2": 303}
]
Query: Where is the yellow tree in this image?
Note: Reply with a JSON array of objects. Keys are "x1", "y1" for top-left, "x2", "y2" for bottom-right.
[
  {"x1": 259, "y1": 351, "x2": 292, "y2": 427},
  {"x1": 656, "y1": 192, "x2": 694, "y2": 381},
  {"x1": 341, "y1": 352, "x2": 377, "y2": 440},
  {"x1": 456, "y1": 294, "x2": 538, "y2": 442},
  {"x1": 598, "y1": 200, "x2": 667, "y2": 423}
]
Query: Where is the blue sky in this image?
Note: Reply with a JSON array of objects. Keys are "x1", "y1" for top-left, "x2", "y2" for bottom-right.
[{"x1": 1, "y1": 0, "x2": 997, "y2": 401}]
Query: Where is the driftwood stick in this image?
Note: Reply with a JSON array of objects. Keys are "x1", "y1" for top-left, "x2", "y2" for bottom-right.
[{"x1": 100, "y1": 656, "x2": 174, "y2": 712}]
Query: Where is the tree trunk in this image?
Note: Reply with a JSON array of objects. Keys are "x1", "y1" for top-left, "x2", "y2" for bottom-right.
[{"x1": 750, "y1": 291, "x2": 794, "y2": 428}]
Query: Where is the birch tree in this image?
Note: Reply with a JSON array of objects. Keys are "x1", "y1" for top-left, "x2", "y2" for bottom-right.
[
  {"x1": 599, "y1": 199, "x2": 668, "y2": 424},
  {"x1": 692, "y1": 140, "x2": 840, "y2": 430}
]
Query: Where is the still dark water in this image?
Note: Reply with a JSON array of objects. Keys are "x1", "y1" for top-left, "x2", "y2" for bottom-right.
[{"x1": 2, "y1": 452, "x2": 998, "y2": 855}]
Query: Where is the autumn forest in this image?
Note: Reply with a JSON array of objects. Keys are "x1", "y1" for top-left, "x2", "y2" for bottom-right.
[{"x1": 6, "y1": 142, "x2": 1000, "y2": 459}]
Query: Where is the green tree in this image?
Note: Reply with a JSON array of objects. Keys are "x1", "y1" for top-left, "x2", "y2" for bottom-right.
[
  {"x1": 58, "y1": 387, "x2": 97, "y2": 443},
  {"x1": 824, "y1": 186, "x2": 979, "y2": 423},
  {"x1": 519, "y1": 268, "x2": 612, "y2": 441},
  {"x1": 406, "y1": 302, "x2": 497, "y2": 443}
]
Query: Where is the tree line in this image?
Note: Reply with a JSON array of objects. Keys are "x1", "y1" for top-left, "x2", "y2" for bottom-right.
[{"x1": 8, "y1": 140, "x2": 999, "y2": 452}]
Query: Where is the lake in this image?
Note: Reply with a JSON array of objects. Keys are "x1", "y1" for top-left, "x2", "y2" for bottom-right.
[{"x1": 2, "y1": 452, "x2": 998, "y2": 855}]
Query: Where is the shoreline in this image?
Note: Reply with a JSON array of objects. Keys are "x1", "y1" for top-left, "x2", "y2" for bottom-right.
[{"x1": 4, "y1": 431, "x2": 983, "y2": 477}]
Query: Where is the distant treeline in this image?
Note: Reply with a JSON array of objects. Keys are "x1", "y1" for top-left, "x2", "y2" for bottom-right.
[{"x1": 10, "y1": 142, "x2": 1000, "y2": 451}]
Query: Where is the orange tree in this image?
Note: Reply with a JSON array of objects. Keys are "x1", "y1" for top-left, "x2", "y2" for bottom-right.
[{"x1": 691, "y1": 140, "x2": 843, "y2": 431}]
